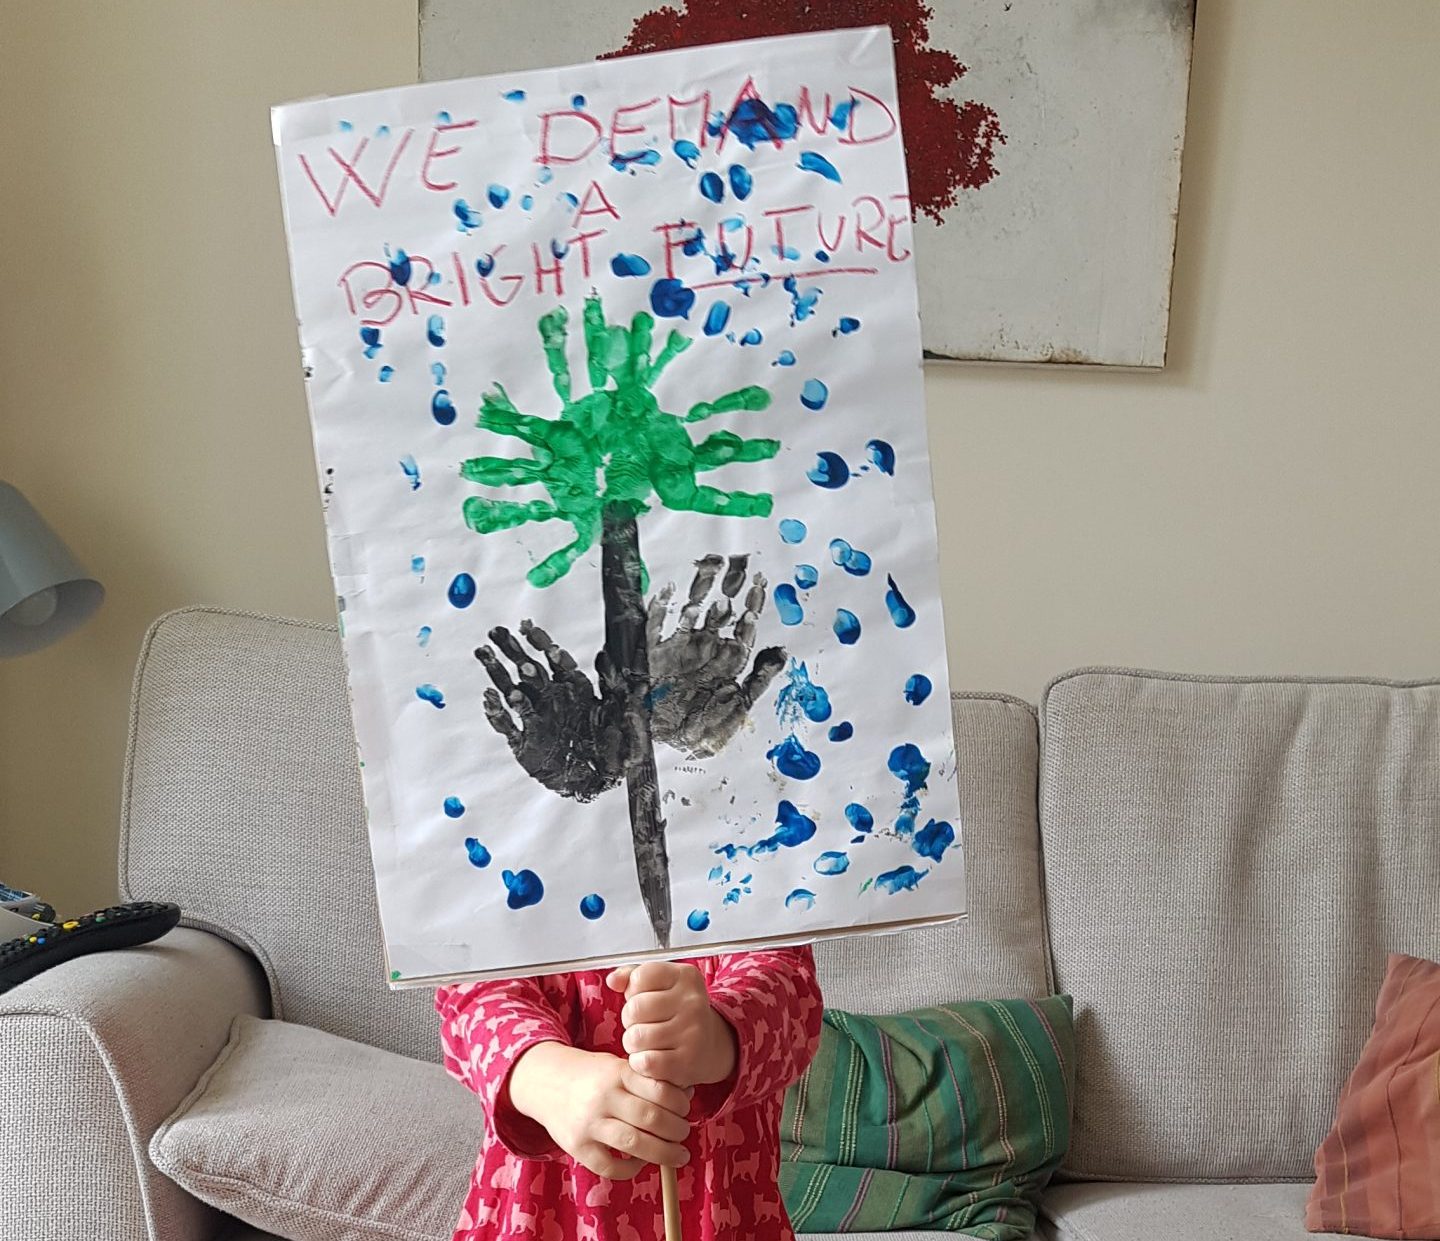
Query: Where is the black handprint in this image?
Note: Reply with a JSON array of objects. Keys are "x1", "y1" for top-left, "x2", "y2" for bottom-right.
[
  {"x1": 646, "y1": 554, "x2": 787, "y2": 759},
  {"x1": 475, "y1": 620, "x2": 626, "y2": 802}
]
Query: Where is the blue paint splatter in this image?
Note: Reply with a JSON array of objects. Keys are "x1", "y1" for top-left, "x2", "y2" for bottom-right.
[
  {"x1": 794, "y1": 564, "x2": 819, "y2": 589},
  {"x1": 650, "y1": 278, "x2": 695, "y2": 319},
  {"x1": 417, "y1": 625, "x2": 432, "y2": 647},
  {"x1": 914, "y1": 819, "x2": 956, "y2": 862},
  {"x1": 738, "y1": 327, "x2": 763, "y2": 346},
  {"x1": 520, "y1": 194, "x2": 534, "y2": 209},
  {"x1": 876, "y1": 865, "x2": 928, "y2": 894},
  {"x1": 681, "y1": 228, "x2": 706, "y2": 257},
  {"x1": 416, "y1": 684, "x2": 445, "y2": 708},
  {"x1": 834, "y1": 609, "x2": 861, "y2": 645},
  {"x1": 785, "y1": 888, "x2": 816, "y2": 911},
  {"x1": 717, "y1": 800, "x2": 818, "y2": 862},
  {"x1": 888, "y1": 744, "x2": 930, "y2": 798},
  {"x1": 444, "y1": 796, "x2": 465, "y2": 818},
  {"x1": 774, "y1": 350, "x2": 797, "y2": 367},
  {"x1": 580, "y1": 893, "x2": 606, "y2": 920},
  {"x1": 338, "y1": 119, "x2": 353, "y2": 132},
  {"x1": 703, "y1": 301, "x2": 731, "y2": 336},
  {"x1": 502, "y1": 89, "x2": 526, "y2": 102},
  {"x1": 867, "y1": 439, "x2": 896, "y2": 475},
  {"x1": 386, "y1": 247, "x2": 411, "y2": 285},
  {"x1": 612, "y1": 149, "x2": 661, "y2": 170},
  {"x1": 778, "y1": 518, "x2": 807, "y2": 544},
  {"x1": 815, "y1": 851, "x2": 850, "y2": 876},
  {"x1": 431, "y1": 362, "x2": 447, "y2": 386},
  {"x1": 783, "y1": 275, "x2": 822, "y2": 324},
  {"x1": 537, "y1": 166, "x2": 554, "y2": 185},
  {"x1": 837, "y1": 316, "x2": 862, "y2": 335},
  {"x1": 767, "y1": 735, "x2": 821, "y2": 780},
  {"x1": 728, "y1": 164, "x2": 753, "y2": 199},
  {"x1": 798, "y1": 151, "x2": 842, "y2": 183},
  {"x1": 453, "y1": 199, "x2": 482, "y2": 233},
  {"x1": 464, "y1": 838, "x2": 491, "y2": 868},
  {"x1": 829, "y1": 721, "x2": 853, "y2": 742},
  {"x1": 723, "y1": 887, "x2": 742, "y2": 906},
  {"x1": 814, "y1": 249, "x2": 831, "y2": 263},
  {"x1": 360, "y1": 326, "x2": 382, "y2": 358},
  {"x1": 427, "y1": 314, "x2": 445, "y2": 347},
  {"x1": 502, "y1": 868, "x2": 544, "y2": 909},
  {"x1": 713, "y1": 97, "x2": 800, "y2": 149},
  {"x1": 829, "y1": 539, "x2": 872, "y2": 577},
  {"x1": 807, "y1": 452, "x2": 850, "y2": 489},
  {"x1": 673, "y1": 139, "x2": 700, "y2": 167},
  {"x1": 774, "y1": 584, "x2": 804, "y2": 625},
  {"x1": 831, "y1": 99, "x2": 855, "y2": 130},
  {"x1": 886, "y1": 576, "x2": 917, "y2": 627},
  {"x1": 399, "y1": 456, "x2": 421, "y2": 489},
  {"x1": 436, "y1": 111, "x2": 451, "y2": 123},
  {"x1": 845, "y1": 803, "x2": 874, "y2": 833},
  {"x1": 699, "y1": 171, "x2": 725, "y2": 202},
  {"x1": 448, "y1": 573, "x2": 476, "y2": 609},
  {"x1": 487, "y1": 183, "x2": 510, "y2": 208},
  {"x1": 378, "y1": 365, "x2": 395, "y2": 383},
  {"x1": 551, "y1": 237, "x2": 570, "y2": 260},
  {"x1": 611, "y1": 252, "x2": 652, "y2": 277},
  {"x1": 559, "y1": 192, "x2": 579, "y2": 210},
  {"x1": 800, "y1": 379, "x2": 829, "y2": 411},
  {"x1": 432, "y1": 390, "x2": 456, "y2": 425},
  {"x1": 427, "y1": 270, "x2": 442, "y2": 286},
  {"x1": 475, "y1": 253, "x2": 496, "y2": 277},
  {"x1": 410, "y1": 555, "x2": 425, "y2": 575},
  {"x1": 571, "y1": 94, "x2": 586, "y2": 109},
  {"x1": 904, "y1": 674, "x2": 933, "y2": 706},
  {"x1": 687, "y1": 909, "x2": 711, "y2": 932},
  {"x1": 375, "y1": 124, "x2": 389, "y2": 137},
  {"x1": 776, "y1": 659, "x2": 832, "y2": 725}
]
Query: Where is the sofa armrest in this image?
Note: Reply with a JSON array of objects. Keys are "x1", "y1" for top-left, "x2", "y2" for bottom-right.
[{"x1": 0, "y1": 925, "x2": 269, "y2": 1241}]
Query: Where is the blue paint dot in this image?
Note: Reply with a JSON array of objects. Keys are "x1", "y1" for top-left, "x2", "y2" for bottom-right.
[
  {"x1": 814, "y1": 250, "x2": 831, "y2": 263},
  {"x1": 571, "y1": 94, "x2": 586, "y2": 109},
  {"x1": 798, "y1": 151, "x2": 842, "y2": 183},
  {"x1": 650, "y1": 278, "x2": 695, "y2": 319},
  {"x1": 772, "y1": 800, "x2": 817, "y2": 847},
  {"x1": 448, "y1": 573, "x2": 476, "y2": 608},
  {"x1": 444, "y1": 796, "x2": 465, "y2": 818},
  {"x1": 687, "y1": 909, "x2": 711, "y2": 932},
  {"x1": 739, "y1": 327, "x2": 763, "y2": 346},
  {"x1": 829, "y1": 721, "x2": 853, "y2": 742},
  {"x1": 360, "y1": 325, "x2": 382, "y2": 358},
  {"x1": 453, "y1": 199, "x2": 482, "y2": 233},
  {"x1": 417, "y1": 626, "x2": 432, "y2": 647},
  {"x1": 416, "y1": 684, "x2": 445, "y2": 708},
  {"x1": 829, "y1": 539, "x2": 872, "y2": 577},
  {"x1": 410, "y1": 555, "x2": 425, "y2": 575},
  {"x1": 875, "y1": 865, "x2": 928, "y2": 894},
  {"x1": 774, "y1": 350, "x2": 797, "y2": 367},
  {"x1": 399, "y1": 455, "x2": 421, "y2": 489},
  {"x1": 487, "y1": 183, "x2": 510, "y2": 208},
  {"x1": 815, "y1": 851, "x2": 850, "y2": 876},
  {"x1": 432, "y1": 390, "x2": 456, "y2": 425},
  {"x1": 378, "y1": 365, "x2": 395, "y2": 383},
  {"x1": 502, "y1": 89, "x2": 526, "y2": 102},
  {"x1": 774, "y1": 584, "x2": 804, "y2": 625},
  {"x1": 905, "y1": 674, "x2": 933, "y2": 706},
  {"x1": 767, "y1": 735, "x2": 821, "y2": 780},
  {"x1": 475, "y1": 253, "x2": 496, "y2": 277},
  {"x1": 431, "y1": 362, "x2": 447, "y2": 386},
  {"x1": 681, "y1": 229, "x2": 706, "y2": 256},
  {"x1": 845, "y1": 803, "x2": 874, "y2": 833},
  {"x1": 338, "y1": 119, "x2": 353, "y2": 132},
  {"x1": 699, "y1": 171, "x2": 725, "y2": 202},
  {"x1": 785, "y1": 889, "x2": 816, "y2": 911},
  {"x1": 831, "y1": 100, "x2": 855, "y2": 129},
  {"x1": 611, "y1": 252, "x2": 652, "y2": 277},
  {"x1": 427, "y1": 314, "x2": 445, "y2": 347},
  {"x1": 834, "y1": 609, "x2": 861, "y2": 645},
  {"x1": 464, "y1": 838, "x2": 491, "y2": 868},
  {"x1": 778, "y1": 518, "x2": 808, "y2": 544},
  {"x1": 800, "y1": 379, "x2": 829, "y2": 411},
  {"x1": 502, "y1": 868, "x2": 544, "y2": 909},
  {"x1": 837, "y1": 317, "x2": 862, "y2": 335},
  {"x1": 794, "y1": 564, "x2": 819, "y2": 589},
  {"x1": 703, "y1": 301, "x2": 731, "y2": 336},
  {"x1": 537, "y1": 166, "x2": 554, "y2": 184},
  {"x1": 867, "y1": 439, "x2": 896, "y2": 475},
  {"x1": 888, "y1": 744, "x2": 931, "y2": 797},
  {"x1": 914, "y1": 819, "x2": 956, "y2": 862},
  {"x1": 580, "y1": 893, "x2": 606, "y2": 920},
  {"x1": 673, "y1": 139, "x2": 700, "y2": 167},
  {"x1": 520, "y1": 194, "x2": 534, "y2": 210},
  {"x1": 886, "y1": 575, "x2": 917, "y2": 628},
  {"x1": 387, "y1": 248, "x2": 411, "y2": 285},
  {"x1": 807, "y1": 452, "x2": 850, "y2": 489},
  {"x1": 728, "y1": 164, "x2": 753, "y2": 199}
]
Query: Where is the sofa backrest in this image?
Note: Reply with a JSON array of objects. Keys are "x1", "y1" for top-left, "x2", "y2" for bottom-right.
[
  {"x1": 121, "y1": 608, "x2": 1053, "y2": 1062},
  {"x1": 1040, "y1": 668, "x2": 1440, "y2": 1182}
]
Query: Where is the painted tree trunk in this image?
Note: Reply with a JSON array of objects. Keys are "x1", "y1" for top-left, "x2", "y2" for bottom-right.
[{"x1": 600, "y1": 504, "x2": 671, "y2": 948}]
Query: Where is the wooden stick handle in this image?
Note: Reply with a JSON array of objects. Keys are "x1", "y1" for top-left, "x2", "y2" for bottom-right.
[{"x1": 661, "y1": 1163, "x2": 682, "y2": 1241}]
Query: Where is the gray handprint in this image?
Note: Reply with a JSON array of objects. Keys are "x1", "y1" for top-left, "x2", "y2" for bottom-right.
[
  {"x1": 475, "y1": 620, "x2": 626, "y2": 802},
  {"x1": 646, "y1": 554, "x2": 786, "y2": 759}
]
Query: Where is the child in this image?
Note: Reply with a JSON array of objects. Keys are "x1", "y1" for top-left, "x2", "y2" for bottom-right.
[{"x1": 436, "y1": 947, "x2": 822, "y2": 1239}]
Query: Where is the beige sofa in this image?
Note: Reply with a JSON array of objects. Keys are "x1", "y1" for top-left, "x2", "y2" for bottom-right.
[{"x1": 2, "y1": 607, "x2": 1436, "y2": 1241}]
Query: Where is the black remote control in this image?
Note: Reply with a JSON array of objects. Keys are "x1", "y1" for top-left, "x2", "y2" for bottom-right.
[{"x1": 0, "y1": 901, "x2": 182, "y2": 995}]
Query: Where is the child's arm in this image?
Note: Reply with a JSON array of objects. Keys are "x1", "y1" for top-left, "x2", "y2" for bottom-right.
[{"x1": 607, "y1": 946, "x2": 824, "y2": 1117}]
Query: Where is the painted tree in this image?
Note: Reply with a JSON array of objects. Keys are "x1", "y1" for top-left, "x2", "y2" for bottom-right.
[{"x1": 462, "y1": 295, "x2": 786, "y2": 947}]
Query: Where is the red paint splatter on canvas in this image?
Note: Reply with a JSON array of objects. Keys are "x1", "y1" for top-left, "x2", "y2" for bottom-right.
[{"x1": 603, "y1": 0, "x2": 1005, "y2": 223}]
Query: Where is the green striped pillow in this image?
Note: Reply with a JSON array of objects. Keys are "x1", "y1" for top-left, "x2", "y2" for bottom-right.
[{"x1": 779, "y1": 997, "x2": 1075, "y2": 1237}]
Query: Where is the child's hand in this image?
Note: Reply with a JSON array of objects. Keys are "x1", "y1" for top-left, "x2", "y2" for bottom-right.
[
  {"x1": 606, "y1": 962, "x2": 739, "y2": 1089},
  {"x1": 508, "y1": 1042, "x2": 692, "y2": 1179}
]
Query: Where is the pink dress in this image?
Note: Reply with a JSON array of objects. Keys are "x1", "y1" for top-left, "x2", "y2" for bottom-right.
[{"x1": 435, "y1": 947, "x2": 822, "y2": 1240}]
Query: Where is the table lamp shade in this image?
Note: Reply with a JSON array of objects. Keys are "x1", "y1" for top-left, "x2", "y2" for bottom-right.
[{"x1": 0, "y1": 483, "x2": 104, "y2": 656}]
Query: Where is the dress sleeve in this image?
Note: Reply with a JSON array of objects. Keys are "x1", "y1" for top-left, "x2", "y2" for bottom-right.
[
  {"x1": 693, "y1": 945, "x2": 824, "y2": 1121},
  {"x1": 435, "y1": 977, "x2": 574, "y2": 1160}
]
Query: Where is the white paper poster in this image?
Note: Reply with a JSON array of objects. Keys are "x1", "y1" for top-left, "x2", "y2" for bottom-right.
[{"x1": 273, "y1": 27, "x2": 966, "y2": 986}]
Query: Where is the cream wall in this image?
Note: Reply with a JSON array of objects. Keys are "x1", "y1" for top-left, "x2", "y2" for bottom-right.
[{"x1": 1, "y1": 1, "x2": 1436, "y2": 914}]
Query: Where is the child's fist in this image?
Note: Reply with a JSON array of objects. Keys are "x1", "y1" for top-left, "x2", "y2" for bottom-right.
[{"x1": 606, "y1": 961, "x2": 738, "y2": 1089}]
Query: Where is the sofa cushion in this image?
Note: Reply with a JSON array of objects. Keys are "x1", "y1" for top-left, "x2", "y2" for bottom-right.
[
  {"x1": 149, "y1": 1015, "x2": 482, "y2": 1241},
  {"x1": 1039, "y1": 1182, "x2": 1348, "y2": 1241},
  {"x1": 816, "y1": 692, "x2": 1050, "y2": 1011},
  {"x1": 1039, "y1": 669, "x2": 1440, "y2": 1181}
]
